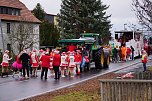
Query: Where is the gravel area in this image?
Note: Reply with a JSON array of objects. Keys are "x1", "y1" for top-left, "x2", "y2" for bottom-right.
[{"x1": 22, "y1": 72, "x2": 125, "y2": 101}]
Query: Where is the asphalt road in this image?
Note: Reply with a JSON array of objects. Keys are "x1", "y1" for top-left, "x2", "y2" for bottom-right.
[{"x1": 0, "y1": 57, "x2": 150, "y2": 101}]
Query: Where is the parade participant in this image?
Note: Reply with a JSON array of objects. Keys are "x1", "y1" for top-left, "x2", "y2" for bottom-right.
[
  {"x1": 40, "y1": 51, "x2": 50, "y2": 80},
  {"x1": 1, "y1": 50, "x2": 12, "y2": 77},
  {"x1": 49, "y1": 49, "x2": 55, "y2": 77},
  {"x1": 142, "y1": 50, "x2": 148, "y2": 72},
  {"x1": 65, "y1": 51, "x2": 70, "y2": 76},
  {"x1": 39, "y1": 49, "x2": 45, "y2": 67},
  {"x1": 68, "y1": 52, "x2": 76, "y2": 77},
  {"x1": 121, "y1": 46, "x2": 127, "y2": 61},
  {"x1": 130, "y1": 46, "x2": 134, "y2": 60},
  {"x1": 60, "y1": 52, "x2": 68, "y2": 77},
  {"x1": 20, "y1": 50, "x2": 30, "y2": 79},
  {"x1": 31, "y1": 49, "x2": 39, "y2": 77},
  {"x1": 52, "y1": 50, "x2": 61, "y2": 80},
  {"x1": 74, "y1": 50, "x2": 82, "y2": 75},
  {"x1": 126, "y1": 46, "x2": 131, "y2": 61},
  {"x1": 67, "y1": 43, "x2": 76, "y2": 52},
  {"x1": 49, "y1": 54, "x2": 54, "y2": 77},
  {"x1": 12, "y1": 52, "x2": 22, "y2": 78}
]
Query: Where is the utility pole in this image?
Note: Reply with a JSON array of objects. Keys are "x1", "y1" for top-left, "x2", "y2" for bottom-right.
[{"x1": 0, "y1": 19, "x2": 5, "y2": 53}]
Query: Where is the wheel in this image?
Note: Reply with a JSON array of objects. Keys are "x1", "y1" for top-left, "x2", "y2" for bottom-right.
[
  {"x1": 103, "y1": 51, "x2": 110, "y2": 68},
  {"x1": 94, "y1": 48, "x2": 103, "y2": 69}
]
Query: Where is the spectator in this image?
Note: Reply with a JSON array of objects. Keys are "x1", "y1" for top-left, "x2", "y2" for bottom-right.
[
  {"x1": 141, "y1": 50, "x2": 148, "y2": 72},
  {"x1": 130, "y1": 46, "x2": 135, "y2": 60}
]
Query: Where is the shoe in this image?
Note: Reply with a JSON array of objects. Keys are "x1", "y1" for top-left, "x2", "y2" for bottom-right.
[
  {"x1": 61, "y1": 75, "x2": 65, "y2": 77},
  {"x1": 54, "y1": 78, "x2": 57, "y2": 80}
]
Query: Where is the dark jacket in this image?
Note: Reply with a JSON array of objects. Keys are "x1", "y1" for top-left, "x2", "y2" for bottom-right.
[{"x1": 20, "y1": 53, "x2": 30, "y2": 63}]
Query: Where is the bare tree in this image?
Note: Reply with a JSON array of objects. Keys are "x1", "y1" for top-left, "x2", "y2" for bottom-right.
[
  {"x1": 132, "y1": 0, "x2": 152, "y2": 30},
  {"x1": 7, "y1": 18, "x2": 39, "y2": 55}
]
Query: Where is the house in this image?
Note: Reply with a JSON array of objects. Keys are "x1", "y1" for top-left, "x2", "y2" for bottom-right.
[
  {"x1": 0, "y1": 0, "x2": 41, "y2": 54},
  {"x1": 45, "y1": 13, "x2": 58, "y2": 26}
]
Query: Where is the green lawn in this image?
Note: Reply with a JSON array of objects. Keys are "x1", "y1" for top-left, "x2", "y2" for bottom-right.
[{"x1": 51, "y1": 91, "x2": 100, "y2": 101}]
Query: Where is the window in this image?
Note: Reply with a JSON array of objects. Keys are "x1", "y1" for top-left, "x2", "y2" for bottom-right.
[
  {"x1": 0, "y1": 6, "x2": 20, "y2": 16},
  {"x1": 7, "y1": 23, "x2": 10, "y2": 33}
]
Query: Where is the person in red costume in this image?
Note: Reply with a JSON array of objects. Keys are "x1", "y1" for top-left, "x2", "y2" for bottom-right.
[
  {"x1": 31, "y1": 49, "x2": 39, "y2": 77},
  {"x1": 74, "y1": 50, "x2": 82, "y2": 75},
  {"x1": 67, "y1": 43, "x2": 76, "y2": 52},
  {"x1": 52, "y1": 50, "x2": 61, "y2": 80},
  {"x1": 40, "y1": 51, "x2": 51, "y2": 80}
]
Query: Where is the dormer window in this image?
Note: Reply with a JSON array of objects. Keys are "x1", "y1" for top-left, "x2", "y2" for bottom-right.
[{"x1": 0, "y1": 6, "x2": 20, "y2": 16}]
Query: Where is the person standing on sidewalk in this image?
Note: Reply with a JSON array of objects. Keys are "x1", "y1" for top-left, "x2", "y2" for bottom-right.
[
  {"x1": 130, "y1": 46, "x2": 135, "y2": 60},
  {"x1": 20, "y1": 50, "x2": 30, "y2": 79},
  {"x1": 52, "y1": 50, "x2": 61, "y2": 80},
  {"x1": 40, "y1": 51, "x2": 50, "y2": 80},
  {"x1": 141, "y1": 50, "x2": 148, "y2": 72}
]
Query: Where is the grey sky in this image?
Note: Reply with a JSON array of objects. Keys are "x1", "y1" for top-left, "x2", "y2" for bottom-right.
[{"x1": 20, "y1": 0, "x2": 139, "y2": 33}]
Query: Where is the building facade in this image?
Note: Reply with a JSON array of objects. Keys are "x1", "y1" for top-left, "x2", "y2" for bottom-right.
[{"x1": 0, "y1": 0, "x2": 41, "y2": 54}]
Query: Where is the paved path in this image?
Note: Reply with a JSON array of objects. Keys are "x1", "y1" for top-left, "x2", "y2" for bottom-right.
[{"x1": 0, "y1": 57, "x2": 151, "y2": 101}]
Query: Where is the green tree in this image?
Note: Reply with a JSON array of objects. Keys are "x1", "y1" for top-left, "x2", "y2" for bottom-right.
[
  {"x1": 58, "y1": 0, "x2": 111, "y2": 43},
  {"x1": 32, "y1": 3, "x2": 45, "y2": 21},
  {"x1": 32, "y1": 3, "x2": 60, "y2": 46},
  {"x1": 40, "y1": 21, "x2": 60, "y2": 46}
]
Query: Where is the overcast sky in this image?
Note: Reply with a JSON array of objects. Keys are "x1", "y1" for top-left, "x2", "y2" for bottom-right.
[{"x1": 20, "y1": 0, "x2": 139, "y2": 33}]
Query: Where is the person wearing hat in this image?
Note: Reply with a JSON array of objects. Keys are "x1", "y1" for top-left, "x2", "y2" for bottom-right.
[
  {"x1": 52, "y1": 50, "x2": 61, "y2": 80},
  {"x1": 141, "y1": 50, "x2": 148, "y2": 72},
  {"x1": 1, "y1": 50, "x2": 12, "y2": 77},
  {"x1": 68, "y1": 52, "x2": 76, "y2": 77},
  {"x1": 74, "y1": 50, "x2": 82, "y2": 75},
  {"x1": 40, "y1": 51, "x2": 51, "y2": 80},
  {"x1": 20, "y1": 49, "x2": 30, "y2": 79},
  {"x1": 30, "y1": 49, "x2": 39, "y2": 77},
  {"x1": 60, "y1": 52, "x2": 68, "y2": 77}
]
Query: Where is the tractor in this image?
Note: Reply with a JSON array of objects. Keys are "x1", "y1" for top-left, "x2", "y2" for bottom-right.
[{"x1": 58, "y1": 33, "x2": 110, "y2": 69}]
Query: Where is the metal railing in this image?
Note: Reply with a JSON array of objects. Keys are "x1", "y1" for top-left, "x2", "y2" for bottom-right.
[{"x1": 100, "y1": 79, "x2": 152, "y2": 101}]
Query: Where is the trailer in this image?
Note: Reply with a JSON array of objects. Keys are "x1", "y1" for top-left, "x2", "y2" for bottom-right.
[{"x1": 114, "y1": 30, "x2": 144, "y2": 57}]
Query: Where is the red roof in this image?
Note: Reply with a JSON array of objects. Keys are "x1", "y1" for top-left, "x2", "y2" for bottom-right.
[{"x1": 0, "y1": 0, "x2": 41, "y2": 23}]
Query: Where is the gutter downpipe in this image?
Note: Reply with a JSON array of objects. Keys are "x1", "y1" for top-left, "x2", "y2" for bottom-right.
[{"x1": 0, "y1": 19, "x2": 5, "y2": 53}]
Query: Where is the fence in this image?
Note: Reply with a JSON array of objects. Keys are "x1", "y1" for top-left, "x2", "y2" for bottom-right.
[{"x1": 100, "y1": 79, "x2": 152, "y2": 101}]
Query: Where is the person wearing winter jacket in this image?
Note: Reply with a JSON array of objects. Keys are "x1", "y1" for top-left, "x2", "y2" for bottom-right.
[
  {"x1": 142, "y1": 50, "x2": 148, "y2": 72},
  {"x1": 40, "y1": 51, "x2": 50, "y2": 80},
  {"x1": 52, "y1": 50, "x2": 61, "y2": 80}
]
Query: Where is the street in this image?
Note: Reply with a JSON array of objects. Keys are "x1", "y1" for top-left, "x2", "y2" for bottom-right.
[{"x1": 0, "y1": 57, "x2": 151, "y2": 101}]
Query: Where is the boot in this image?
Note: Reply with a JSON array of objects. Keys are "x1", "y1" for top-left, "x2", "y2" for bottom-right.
[{"x1": 1, "y1": 73, "x2": 4, "y2": 78}]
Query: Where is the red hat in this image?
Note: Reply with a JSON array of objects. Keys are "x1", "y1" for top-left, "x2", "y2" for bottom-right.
[
  {"x1": 39, "y1": 49, "x2": 44, "y2": 53},
  {"x1": 62, "y1": 52, "x2": 66, "y2": 55},
  {"x1": 33, "y1": 49, "x2": 36, "y2": 52}
]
